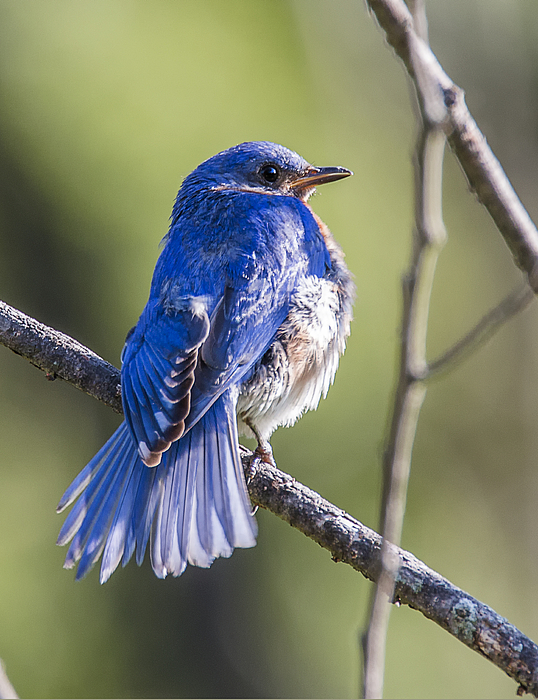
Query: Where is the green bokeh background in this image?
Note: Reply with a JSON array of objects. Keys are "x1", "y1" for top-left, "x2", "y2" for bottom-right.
[{"x1": 1, "y1": 1, "x2": 538, "y2": 697}]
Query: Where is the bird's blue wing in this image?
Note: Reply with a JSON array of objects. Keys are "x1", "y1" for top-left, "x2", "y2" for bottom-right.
[{"x1": 120, "y1": 298, "x2": 210, "y2": 466}]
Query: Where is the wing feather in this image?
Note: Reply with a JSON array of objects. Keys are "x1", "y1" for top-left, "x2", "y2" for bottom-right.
[{"x1": 121, "y1": 301, "x2": 210, "y2": 466}]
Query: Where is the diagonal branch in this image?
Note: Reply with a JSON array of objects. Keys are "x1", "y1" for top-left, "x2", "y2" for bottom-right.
[
  {"x1": 246, "y1": 451, "x2": 538, "y2": 698},
  {"x1": 366, "y1": 0, "x2": 538, "y2": 290},
  {"x1": 1, "y1": 299, "x2": 538, "y2": 695},
  {"x1": 0, "y1": 300, "x2": 122, "y2": 412}
]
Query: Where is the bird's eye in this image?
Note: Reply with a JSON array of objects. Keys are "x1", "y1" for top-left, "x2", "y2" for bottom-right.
[{"x1": 259, "y1": 164, "x2": 280, "y2": 184}]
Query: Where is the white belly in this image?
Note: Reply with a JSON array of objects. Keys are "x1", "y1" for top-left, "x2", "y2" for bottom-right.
[{"x1": 236, "y1": 273, "x2": 352, "y2": 440}]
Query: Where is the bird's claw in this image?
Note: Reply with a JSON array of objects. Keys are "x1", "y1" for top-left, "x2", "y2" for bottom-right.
[
  {"x1": 245, "y1": 452, "x2": 259, "y2": 484},
  {"x1": 254, "y1": 443, "x2": 276, "y2": 468},
  {"x1": 246, "y1": 442, "x2": 274, "y2": 484}
]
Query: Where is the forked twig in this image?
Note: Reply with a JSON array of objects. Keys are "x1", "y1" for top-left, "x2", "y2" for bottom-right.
[
  {"x1": 361, "y1": 0, "x2": 538, "y2": 697},
  {"x1": 362, "y1": 2, "x2": 447, "y2": 696}
]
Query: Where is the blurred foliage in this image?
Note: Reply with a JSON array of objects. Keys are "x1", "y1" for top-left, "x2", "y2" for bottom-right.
[{"x1": 0, "y1": 0, "x2": 538, "y2": 697}]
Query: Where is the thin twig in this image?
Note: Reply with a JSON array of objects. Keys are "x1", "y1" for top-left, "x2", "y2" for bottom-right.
[
  {"x1": 427, "y1": 282, "x2": 535, "y2": 378},
  {"x1": 362, "y1": 2, "x2": 446, "y2": 696},
  {"x1": 2, "y1": 301, "x2": 538, "y2": 694},
  {"x1": 366, "y1": 0, "x2": 538, "y2": 289}
]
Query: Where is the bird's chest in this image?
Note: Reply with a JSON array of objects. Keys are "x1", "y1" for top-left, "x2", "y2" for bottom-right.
[
  {"x1": 278, "y1": 275, "x2": 342, "y2": 368},
  {"x1": 236, "y1": 266, "x2": 351, "y2": 438}
]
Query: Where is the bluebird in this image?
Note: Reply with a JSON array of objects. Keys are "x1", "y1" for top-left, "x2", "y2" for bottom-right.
[{"x1": 57, "y1": 141, "x2": 354, "y2": 583}]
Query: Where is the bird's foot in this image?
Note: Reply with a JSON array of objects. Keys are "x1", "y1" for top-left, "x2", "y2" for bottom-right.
[
  {"x1": 254, "y1": 440, "x2": 276, "y2": 468},
  {"x1": 243, "y1": 417, "x2": 276, "y2": 471},
  {"x1": 245, "y1": 444, "x2": 274, "y2": 517},
  {"x1": 245, "y1": 440, "x2": 275, "y2": 483}
]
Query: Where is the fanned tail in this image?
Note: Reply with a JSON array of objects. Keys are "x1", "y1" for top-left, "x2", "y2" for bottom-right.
[{"x1": 57, "y1": 393, "x2": 257, "y2": 583}]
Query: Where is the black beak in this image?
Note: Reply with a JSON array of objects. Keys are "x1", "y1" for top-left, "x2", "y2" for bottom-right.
[{"x1": 289, "y1": 165, "x2": 353, "y2": 190}]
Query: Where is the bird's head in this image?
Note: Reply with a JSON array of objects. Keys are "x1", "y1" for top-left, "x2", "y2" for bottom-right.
[{"x1": 181, "y1": 141, "x2": 352, "y2": 202}]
